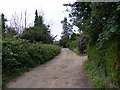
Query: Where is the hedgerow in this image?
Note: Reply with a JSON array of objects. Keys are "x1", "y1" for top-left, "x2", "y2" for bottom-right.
[
  {"x1": 84, "y1": 39, "x2": 120, "y2": 88},
  {"x1": 2, "y1": 38, "x2": 60, "y2": 86},
  {"x1": 65, "y1": 2, "x2": 120, "y2": 87}
]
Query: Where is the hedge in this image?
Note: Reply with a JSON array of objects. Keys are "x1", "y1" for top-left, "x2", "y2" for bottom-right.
[
  {"x1": 2, "y1": 38, "x2": 61, "y2": 86},
  {"x1": 84, "y1": 38, "x2": 120, "y2": 88}
]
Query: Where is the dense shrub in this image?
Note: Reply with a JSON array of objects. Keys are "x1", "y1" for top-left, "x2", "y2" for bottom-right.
[
  {"x1": 69, "y1": 40, "x2": 77, "y2": 50},
  {"x1": 2, "y1": 38, "x2": 60, "y2": 86},
  {"x1": 59, "y1": 37, "x2": 69, "y2": 48},
  {"x1": 21, "y1": 26, "x2": 53, "y2": 44},
  {"x1": 20, "y1": 10, "x2": 53, "y2": 44},
  {"x1": 85, "y1": 38, "x2": 120, "y2": 88},
  {"x1": 77, "y1": 34, "x2": 86, "y2": 54},
  {"x1": 28, "y1": 43, "x2": 60, "y2": 65},
  {"x1": 65, "y1": 2, "x2": 120, "y2": 87},
  {"x1": 84, "y1": 60, "x2": 109, "y2": 88}
]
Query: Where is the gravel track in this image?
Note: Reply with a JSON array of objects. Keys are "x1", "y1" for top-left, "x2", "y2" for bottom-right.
[{"x1": 6, "y1": 48, "x2": 93, "y2": 88}]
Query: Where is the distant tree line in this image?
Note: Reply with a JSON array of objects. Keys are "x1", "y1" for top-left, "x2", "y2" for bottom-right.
[
  {"x1": 1, "y1": 10, "x2": 55, "y2": 44},
  {"x1": 59, "y1": 17, "x2": 86, "y2": 54}
]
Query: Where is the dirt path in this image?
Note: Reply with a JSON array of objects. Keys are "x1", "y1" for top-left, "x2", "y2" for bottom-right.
[{"x1": 6, "y1": 48, "x2": 93, "y2": 88}]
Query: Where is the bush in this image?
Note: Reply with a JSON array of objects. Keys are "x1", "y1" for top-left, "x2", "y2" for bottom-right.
[
  {"x1": 83, "y1": 60, "x2": 109, "y2": 88},
  {"x1": 69, "y1": 40, "x2": 77, "y2": 50},
  {"x1": 86, "y1": 38, "x2": 120, "y2": 88},
  {"x1": 2, "y1": 38, "x2": 60, "y2": 86},
  {"x1": 77, "y1": 34, "x2": 86, "y2": 54},
  {"x1": 28, "y1": 43, "x2": 60, "y2": 65},
  {"x1": 21, "y1": 26, "x2": 53, "y2": 44}
]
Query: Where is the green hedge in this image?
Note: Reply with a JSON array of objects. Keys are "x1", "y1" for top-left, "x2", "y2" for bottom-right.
[
  {"x1": 84, "y1": 38, "x2": 120, "y2": 88},
  {"x1": 2, "y1": 38, "x2": 60, "y2": 86}
]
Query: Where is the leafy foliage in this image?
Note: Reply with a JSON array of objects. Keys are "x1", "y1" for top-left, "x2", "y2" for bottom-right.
[
  {"x1": 69, "y1": 33, "x2": 86, "y2": 55},
  {"x1": 2, "y1": 10, "x2": 60, "y2": 87},
  {"x1": 21, "y1": 26, "x2": 53, "y2": 43},
  {"x1": 1, "y1": 13, "x2": 18, "y2": 39},
  {"x1": 65, "y1": 2, "x2": 120, "y2": 44},
  {"x1": 77, "y1": 34, "x2": 86, "y2": 54},
  {"x1": 65, "y1": 2, "x2": 120, "y2": 87},
  {"x1": 59, "y1": 17, "x2": 73, "y2": 48},
  {"x1": 1, "y1": 13, "x2": 7, "y2": 34},
  {"x1": 70, "y1": 32, "x2": 79, "y2": 41},
  {"x1": 69, "y1": 40, "x2": 76, "y2": 50},
  {"x1": 21, "y1": 10, "x2": 53, "y2": 44},
  {"x1": 86, "y1": 41, "x2": 119, "y2": 88},
  {"x1": 84, "y1": 60, "x2": 109, "y2": 88},
  {"x1": 2, "y1": 38, "x2": 60, "y2": 86},
  {"x1": 4, "y1": 27, "x2": 18, "y2": 38}
]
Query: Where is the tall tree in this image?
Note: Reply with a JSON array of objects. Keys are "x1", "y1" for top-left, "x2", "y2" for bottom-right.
[
  {"x1": 1, "y1": 13, "x2": 18, "y2": 38},
  {"x1": 59, "y1": 17, "x2": 73, "y2": 47},
  {"x1": 61, "y1": 17, "x2": 73, "y2": 38},
  {"x1": 65, "y1": 2, "x2": 120, "y2": 86},
  {"x1": 1, "y1": 13, "x2": 7, "y2": 38},
  {"x1": 34, "y1": 10, "x2": 39, "y2": 26},
  {"x1": 1, "y1": 14, "x2": 7, "y2": 32},
  {"x1": 64, "y1": 2, "x2": 119, "y2": 43}
]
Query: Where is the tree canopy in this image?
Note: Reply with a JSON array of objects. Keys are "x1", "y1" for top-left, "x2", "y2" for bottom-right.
[
  {"x1": 64, "y1": 2, "x2": 120, "y2": 87},
  {"x1": 64, "y1": 2, "x2": 120, "y2": 45},
  {"x1": 21, "y1": 10, "x2": 53, "y2": 43},
  {"x1": 59, "y1": 17, "x2": 73, "y2": 47},
  {"x1": 1, "y1": 13, "x2": 17, "y2": 38}
]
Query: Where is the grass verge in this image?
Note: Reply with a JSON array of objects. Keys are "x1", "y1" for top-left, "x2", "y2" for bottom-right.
[
  {"x1": 83, "y1": 59, "x2": 109, "y2": 88},
  {"x1": 73, "y1": 48, "x2": 87, "y2": 56}
]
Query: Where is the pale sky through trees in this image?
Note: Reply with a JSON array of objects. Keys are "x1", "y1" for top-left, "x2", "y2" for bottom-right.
[{"x1": 0, "y1": 0, "x2": 76, "y2": 40}]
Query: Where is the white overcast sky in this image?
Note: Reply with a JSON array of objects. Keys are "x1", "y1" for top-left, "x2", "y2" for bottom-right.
[{"x1": 0, "y1": 0, "x2": 77, "y2": 40}]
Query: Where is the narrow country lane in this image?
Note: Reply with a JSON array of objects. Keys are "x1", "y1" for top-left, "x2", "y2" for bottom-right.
[{"x1": 6, "y1": 48, "x2": 93, "y2": 88}]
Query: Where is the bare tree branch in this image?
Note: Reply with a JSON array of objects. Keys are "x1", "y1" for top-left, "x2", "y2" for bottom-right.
[{"x1": 9, "y1": 10, "x2": 30, "y2": 35}]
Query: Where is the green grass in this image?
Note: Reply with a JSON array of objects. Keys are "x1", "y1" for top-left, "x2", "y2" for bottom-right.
[
  {"x1": 83, "y1": 59, "x2": 109, "y2": 88},
  {"x1": 73, "y1": 48, "x2": 87, "y2": 56},
  {"x1": 86, "y1": 41, "x2": 120, "y2": 88},
  {"x1": 73, "y1": 47, "x2": 109, "y2": 88}
]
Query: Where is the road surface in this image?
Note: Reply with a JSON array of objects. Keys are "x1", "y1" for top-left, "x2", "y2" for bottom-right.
[{"x1": 6, "y1": 48, "x2": 93, "y2": 88}]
